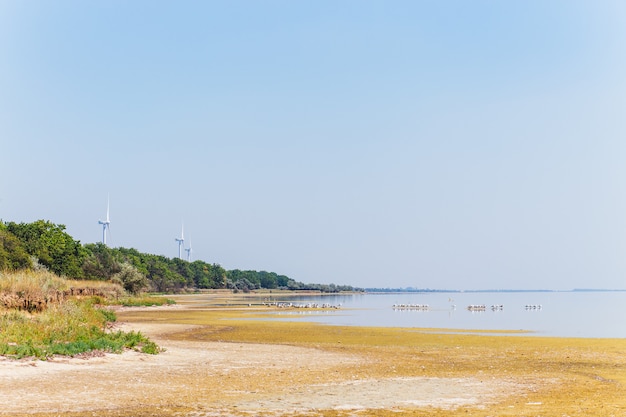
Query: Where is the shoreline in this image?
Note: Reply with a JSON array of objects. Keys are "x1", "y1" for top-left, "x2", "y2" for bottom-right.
[{"x1": 1, "y1": 297, "x2": 625, "y2": 416}]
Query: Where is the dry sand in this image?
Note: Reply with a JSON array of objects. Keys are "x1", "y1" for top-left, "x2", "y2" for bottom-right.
[{"x1": 0, "y1": 320, "x2": 527, "y2": 416}]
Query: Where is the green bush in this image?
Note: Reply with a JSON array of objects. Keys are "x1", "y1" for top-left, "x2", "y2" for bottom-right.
[
  {"x1": 117, "y1": 296, "x2": 176, "y2": 307},
  {"x1": 0, "y1": 299, "x2": 159, "y2": 359},
  {"x1": 97, "y1": 308, "x2": 117, "y2": 323}
]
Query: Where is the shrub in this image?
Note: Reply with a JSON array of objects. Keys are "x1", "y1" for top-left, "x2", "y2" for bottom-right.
[
  {"x1": 0, "y1": 298, "x2": 159, "y2": 359},
  {"x1": 112, "y1": 263, "x2": 149, "y2": 295}
]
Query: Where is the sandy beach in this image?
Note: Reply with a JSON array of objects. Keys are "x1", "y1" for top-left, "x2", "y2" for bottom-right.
[{"x1": 1, "y1": 297, "x2": 625, "y2": 416}]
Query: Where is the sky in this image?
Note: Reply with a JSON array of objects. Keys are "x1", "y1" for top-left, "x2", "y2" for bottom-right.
[{"x1": 2, "y1": 1, "x2": 626, "y2": 290}]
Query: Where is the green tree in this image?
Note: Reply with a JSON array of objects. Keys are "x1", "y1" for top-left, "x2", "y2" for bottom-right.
[
  {"x1": 6, "y1": 220, "x2": 87, "y2": 277},
  {"x1": 112, "y1": 262, "x2": 149, "y2": 294},
  {"x1": 2, "y1": 220, "x2": 333, "y2": 293},
  {"x1": 259, "y1": 271, "x2": 278, "y2": 289},
  {"x1": 275, "y1": 274, "x2": 291, "y2": 288},
  {"x1": 188, "y1": 261, "x2": 211, "y2": 288},
  {"x1": 0, "y1": 225, "x2": 32, "y2": 270},
  {"x1": 114, "y1": 247, "x2": 149, "y2": 276},
  {"x1": 144, "y1": 255, "x2": 186, "y2": 292},
  {"x1": 82, "y1": 243, "x2": 122, "y2": 280}
]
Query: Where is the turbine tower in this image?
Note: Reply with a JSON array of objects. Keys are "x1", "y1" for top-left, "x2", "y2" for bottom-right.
[
  {"x1": 98, "y1": 196, "x2": 111, "y2": 245},
  {"x1": 185, "y1": 240, "x2": 192, "y2": 262},
  {"x1": 175, "y1": 223, "x2": 185, "y2": 259}
]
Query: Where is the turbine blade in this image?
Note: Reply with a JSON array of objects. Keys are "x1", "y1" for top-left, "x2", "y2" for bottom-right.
[{"x1": 107, "y1": 223, "x2": 112, "y2": 246}]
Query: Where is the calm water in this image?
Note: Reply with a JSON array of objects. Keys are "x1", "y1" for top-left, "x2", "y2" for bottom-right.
[{"x1": 244, "y1": 291, "x2": 626, "y2": 338}]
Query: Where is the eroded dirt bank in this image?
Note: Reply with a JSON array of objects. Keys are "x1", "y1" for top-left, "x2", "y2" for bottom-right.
[{"x1": 1, "y1": 297, "x2": 625, "y2": 417}]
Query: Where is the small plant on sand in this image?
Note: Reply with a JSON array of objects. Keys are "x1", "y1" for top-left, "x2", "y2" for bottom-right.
[{"x1": 117, "y1": 295, "x2": 176, "y2": 307}]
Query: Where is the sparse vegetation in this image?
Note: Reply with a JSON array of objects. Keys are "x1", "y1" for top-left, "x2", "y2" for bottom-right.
[
  {"x1": 117, "y1": 295, "x2": 176, "y2": 307},
  {"x1": 0, "y1": 270, "x2": 160, "y2": 359}
]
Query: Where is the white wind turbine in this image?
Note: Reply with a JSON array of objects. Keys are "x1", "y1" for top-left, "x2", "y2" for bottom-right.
[
  {"x1": 185, "y1": 240, "x2": 192, "y2": 262},
  {"x1": 175, "y1": 223, "x2": 185, "y2": 259},
  {"x1": 98, "y1": 196, "x2": 111, "y2": 245}
]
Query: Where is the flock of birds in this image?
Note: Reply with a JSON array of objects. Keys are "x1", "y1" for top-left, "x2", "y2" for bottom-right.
[
  {"x1": 392, "y1": 301, "x2": 543, "y2": 312},
  {"x1": 392, "y1": 303, "x2": 430, "y2": 310},
  {"x1": 263, "y1": 302, "x2": 342, "y2": 309},
  {"x1": 257, "y1": 300, "x2": 544, "y2": 312}
]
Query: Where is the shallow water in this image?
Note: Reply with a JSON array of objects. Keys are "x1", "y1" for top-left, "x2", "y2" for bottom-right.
[{"x1": 247, "y1": 291, "x2": 626, "y2": 338}]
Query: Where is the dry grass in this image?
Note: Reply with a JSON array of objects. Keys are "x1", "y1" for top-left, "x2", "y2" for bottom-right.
[
  {"x1": 0, "y1": 270, "x2": 125, "y2": 293},
  {"x1": 0, "y1": 269, "x2": 69, "y2": 295},
  {"x1": 0, "y1": 270, "x2": 124, "y2": 311}
]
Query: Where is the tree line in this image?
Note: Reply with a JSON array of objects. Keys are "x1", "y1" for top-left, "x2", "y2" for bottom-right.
[{"x1": 0, "y1": 220, "x2": 360, "y2": 294}]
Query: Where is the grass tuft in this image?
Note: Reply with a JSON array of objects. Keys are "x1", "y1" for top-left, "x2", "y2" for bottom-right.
[{"x1": 116, "y1": 296, "x2": 176, "y2": 307}]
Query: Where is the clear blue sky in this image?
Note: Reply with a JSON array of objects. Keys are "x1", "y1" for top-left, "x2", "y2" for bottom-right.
[{"x1": 2, "y1": 1, "x2": 626, "y2": 290}]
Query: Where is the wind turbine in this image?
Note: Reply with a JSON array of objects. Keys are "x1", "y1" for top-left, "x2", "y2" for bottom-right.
[
  {"x1": 98, "y1": 196, "x2": 111, "y2": 245},
  {"x1": 185, "y1": 240, "x2": 192, "y2": 262},
  {"x1": 175, "y1": 223, "x2": 184, "y2": 259}
]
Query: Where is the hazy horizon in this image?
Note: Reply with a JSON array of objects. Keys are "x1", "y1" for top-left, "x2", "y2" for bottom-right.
[{"x1": 2, "y1": 1, "x2": 626, "y2": 290}]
